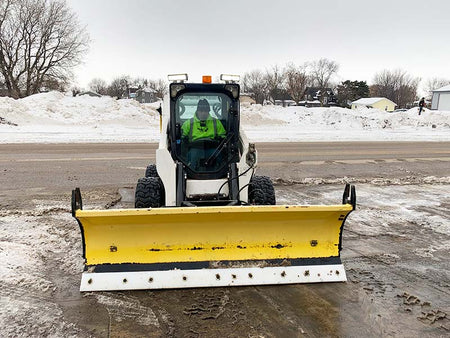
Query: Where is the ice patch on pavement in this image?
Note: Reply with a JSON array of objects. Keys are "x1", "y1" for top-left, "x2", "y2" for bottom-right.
[
  {"x1": 413, "y1": 242, "x2": 450, "y2": 258},
  {"x1": 279, "y1": 184, "x2": 450, "y2": 237},
  {"x1": 336, "y1": 184, "x2": 449, "y2": 235},
  {"x1": 0, "y1": 216, "x2": 57, "y2": 293},
  {"x1": 0, "y1": 295, "x2": 80, "y2": 337},
  {"x1": 93, "y1": 293, "x2": 160, "y2": 327},
  {"x1": 273, "y1": 176, "x2": 450, "y2": 186},
  {"x1": 0, "y1": 205, "x2": 85, "y2": 336}
]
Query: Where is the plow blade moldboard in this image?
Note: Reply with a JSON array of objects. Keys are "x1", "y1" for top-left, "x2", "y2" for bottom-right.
[{"x1": 72, "y1": 186, "x2": 355, "y2": 291}]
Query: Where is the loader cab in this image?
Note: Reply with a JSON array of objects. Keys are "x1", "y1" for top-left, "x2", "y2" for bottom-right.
[{"x1": 169, "y1": 83, "x2": 240, "y2": 179}]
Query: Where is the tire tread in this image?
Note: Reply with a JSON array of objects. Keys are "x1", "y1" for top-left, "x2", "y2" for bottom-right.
[
  {"x1": 135, "y1": 177, "x2": 164, "y2": 208},
  {"x1": 248, "y1": 175, "x2": 276, "y2": 205}
]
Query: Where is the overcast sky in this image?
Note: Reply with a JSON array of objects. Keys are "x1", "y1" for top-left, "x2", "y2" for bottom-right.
[{"x1": 67, "y1": 0, "x2": 450, "y2": 90}]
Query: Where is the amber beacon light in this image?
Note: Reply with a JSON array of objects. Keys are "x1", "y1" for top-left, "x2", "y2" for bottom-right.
[{"x1": 202, "y1": 75, "x2": 212, "y2": 83}]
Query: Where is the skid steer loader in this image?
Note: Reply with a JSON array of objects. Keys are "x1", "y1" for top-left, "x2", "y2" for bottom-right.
[{"x1": 72, "y1": 74, "x2": 356, "y2": 291}]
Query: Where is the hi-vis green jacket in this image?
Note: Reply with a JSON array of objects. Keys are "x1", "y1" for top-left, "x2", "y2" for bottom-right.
[{"x1": 181, "y1": 115, "x2": 226, "y2": 141}]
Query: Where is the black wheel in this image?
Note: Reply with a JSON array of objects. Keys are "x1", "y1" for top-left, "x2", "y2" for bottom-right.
[
  {"x1": 135, "y1": 177, "x2": 164, "y2": 208},
  {"x1": 248, "y1": 175, "x2": 276, "y2": 205},
  {"x1": 145, "y1": 164, "x2": 158, "y2": 178}
]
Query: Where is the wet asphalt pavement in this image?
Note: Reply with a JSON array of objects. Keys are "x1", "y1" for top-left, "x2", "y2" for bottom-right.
[{"x1": 0, "y1": 142, "x2": 449, "y2": 337}]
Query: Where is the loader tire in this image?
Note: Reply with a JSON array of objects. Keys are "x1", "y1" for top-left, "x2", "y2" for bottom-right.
[
  {"x1": 145, "y1": 164, "x2": 158, "y2": 178},
  {"x1": 248, "y1": 175, "x2": 276, "y2": 205},
  {"x1": 135, "y1": 177, "x2": 164, "y2": 208}
]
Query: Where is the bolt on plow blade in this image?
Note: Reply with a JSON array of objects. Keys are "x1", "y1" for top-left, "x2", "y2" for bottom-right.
[{"x1": 72, "y1": 186, "x2": 356, "y2": 291}]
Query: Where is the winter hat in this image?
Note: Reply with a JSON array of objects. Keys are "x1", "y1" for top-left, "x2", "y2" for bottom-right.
[{"x1": 197, "y1": 99, "x2": 210, "y2": 112}]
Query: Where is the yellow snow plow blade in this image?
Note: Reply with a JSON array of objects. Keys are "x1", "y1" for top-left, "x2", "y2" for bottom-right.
[
  {"x1": 76, "y1": 205, "x2": 351, "y2": 265},
  {"x1": 72, "y1": 185, "x2": 356, "y2": 291}
]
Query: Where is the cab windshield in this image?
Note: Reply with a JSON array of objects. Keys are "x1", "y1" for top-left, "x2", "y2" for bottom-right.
[
  {"x1": 175, "y1": 92, "x2": 231, "y2": 125},
  {"x1": 175, "y1": 92, "x2": 232, "y2": 174}
]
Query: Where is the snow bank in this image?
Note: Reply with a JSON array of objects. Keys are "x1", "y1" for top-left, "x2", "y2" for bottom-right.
[
  {"x1": 1, "y1": 92, "x2": 449, "y2": 143},
  {"x1": 0, "y1": 92, "x2": 160, "y2": 143},
  {"x1": 240, "y1": 104, "x2": 450, "y2": 142}
]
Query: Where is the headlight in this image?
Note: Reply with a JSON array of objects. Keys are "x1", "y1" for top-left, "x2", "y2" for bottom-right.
[
  {"x1": 225, "y1": 84, "x2": 239, "y2": 99},
  {"x1": 168, "y1": 73, "x2": 188, "y2": 82},
  {"x1": 246, "y1": 143, "x2": 256, "y2": 167},
  {"x1": 170, "y1": 84, "x2": 185, "y2": 98},
  {"x1": 220, "y1": 74, "x2": 240, "y2": 83}
]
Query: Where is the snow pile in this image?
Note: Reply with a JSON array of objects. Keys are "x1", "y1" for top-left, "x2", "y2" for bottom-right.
[
  {"x1": 240, "y1": 104, "x2": 450, "y2": 142},
  {"x1": 1, "y1": 92, "x2": 449, "y2": 143},
  {"x1": 0, "y1": 92, "x2": 160, "y2": 143}
]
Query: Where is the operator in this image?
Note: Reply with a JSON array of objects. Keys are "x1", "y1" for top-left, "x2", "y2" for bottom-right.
[{"x1": 181, "y1": 99, "x2": 226, "y2": 141}]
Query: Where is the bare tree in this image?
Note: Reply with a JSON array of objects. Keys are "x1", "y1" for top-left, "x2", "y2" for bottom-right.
[
  {"x1": 424, "y1": 77, "x2": 450, "y2": 97},
  {"x1": 0, "y1": 0, "x2": 89, "y2": 98},
  {"x1": 371, "y1": 69, "x2": 420, "y2": 108},
  {"x1": 130, "y1": 77, "x2": 147, "y2": 89},
  {"x1": 0, "y1": 73, "x2": 8, "y2": 96},
  {"x1": 310, "y1": 58, "x2": 339, "y2": 89},
  {"x1": 284, "y1": 62, "x2": 309, "y2": 104},
  {"x1": 71, "y1": 85, "x2": 82, "y2": 97},
  {"x1": 148, "y1": 78, "x2": 168, "y2": 100},
  {"x1": 242, "y1": 70, "x2": 267, "y2": 104},
  {"x1": 106, "y1": 75, "x2": 130, "y2": 98},
  {"x1": 264, "y1": 65, "x2": 285, "y2": 104},
  {"x1": 88, "y1": 78, "x2": 108, "y2": 95}
]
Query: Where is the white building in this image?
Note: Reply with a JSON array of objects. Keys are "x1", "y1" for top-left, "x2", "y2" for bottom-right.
[
  {"x1": 431, "y1": 85, "x2": 450, "y2": 111},
  {"x1": 240, "y1": 93, "x2": 256, "y2": 105},
  {"x1": 351, "y1": 97, "x2": 397, "y2": 112}
]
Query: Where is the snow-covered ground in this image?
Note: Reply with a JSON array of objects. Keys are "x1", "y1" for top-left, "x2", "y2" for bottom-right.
[{"x1": 1, "y1": 91, "x2": 449, "y2": 143}]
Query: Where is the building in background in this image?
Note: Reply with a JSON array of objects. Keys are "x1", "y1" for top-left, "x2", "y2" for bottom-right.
[
  {"x1": 303, "y1": 87, "x2": 337, "y2": 107},
  {"x1": 431, "y1": 85, "x2": 450, "y2": 111},
  {"x1": 351, "y1": 97, "x2": 397, "y2": 112},
  {"x1": 77, "y1": 91, "x2": 102, "y2": 98},
  {"x1": 240, "y1": 93, "x2": 256, "y2": 105},
  {"x1": 270, "y1": 88, "x2": 296, "y2": 107},
  {"x1": 126, "y1": 87, "x2": 138, "y2": 99},
  {"x1": 135, "y1": 87, "x2": 157, "y2": 103}
]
